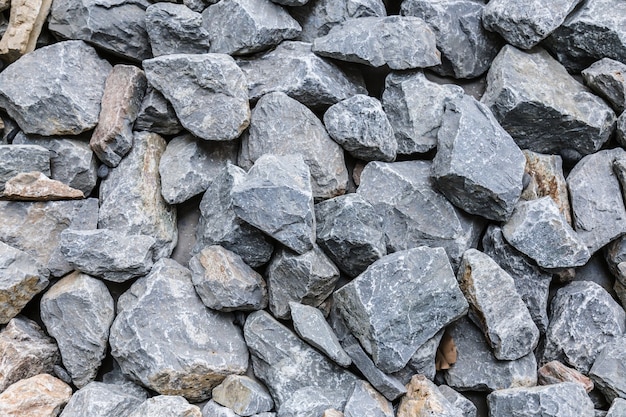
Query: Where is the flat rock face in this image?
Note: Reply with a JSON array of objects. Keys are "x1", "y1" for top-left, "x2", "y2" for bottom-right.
[
  {"x1": 0, "y1": 41, "x2": 111, "y2": 136},
  {"x1": 202, "y1": 0, "x2": 301, "y2": 55},
  {"x1": 438, "y1": 385, "x2": 477, "y2": 417},
  {"x1": 212, "y1": 375, "x2": 274, "y2": 416},
  {"x1": 538, "y1": 361, "x2": 594, "y2": 393},
  {"x1": 312, "y1": 16, "x2": 440, "y2": 70},
  {"x1": 126, "y1": 396, "x2": 202, "y2": 417},
  {"x1": 335, "y1": 247, "x2": 468, "y2": 373},
  {"x1": 481, "y1": 45, "x2": 616, "y2": 156},
  {"x1": 582, "y1": 58, "x2": 626, "y2": 113},
  {"x1": 240, "y1": 91, "x2": 348, "y2": 200},
  {"x1": 144, "y1": 53, "x2": 250, "y2": 142},
  {"x1": 134, "y1": 86, "x2": 184, "y2": 136},
  {"x1": 343, "y1": 380, "x2": 393, "y2": 417},
  {"x1": 400, "y1": 0, "x2": 501, "y2": 78},
  {"x1": 145, "y1": 3, "x2": 211, "y2": 57},
  {"x1": 0, "y1": 144, "x2": 49, "y2": 192},
  {"x1": 589, "y1": 336, "x2": 626, "y2": 403},
  {"x1": 59, "y1": 381, "x2": 147, "y2": 417},
  {"x1": 3, "y1": 172, "x2": 85, "y2": 201},
  {"x1": 0, "y1": 374, "x2": 72, "y2": 417},
  {"x1": 398, "y1": 375, "x2": 463, "y2": 417},
  {"x1": 109, "y1": 259, "x2": 249, "y2": 402}
]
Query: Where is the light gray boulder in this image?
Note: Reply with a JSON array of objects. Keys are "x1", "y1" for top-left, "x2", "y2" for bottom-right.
[
  {"x1": 438, "y1": 385, "x2": 477, "y2": 417},
  {"x1": 0, "y1": 144, "x2": 50, "y2": 193},
  {"x1": 59, "y1": 381, "x2": 147, "y2": 417},
  {"x1": 127, "y1": 396, "x2": 202, "y2": 417},
  {"x1": 202, "y1": 400, "x2": 240, "y2": 417},
  {"x1": 582, "y1": 58, "x2": 626, "y2": 113},
  {"x1": 607, "y1": 399, "x2": 626, "y2": 417},
  {"x1": 145, "y1": 3, "x2": 211, "y2": 57},
  {"x1": 589, "y1": 336, "x2": 626, "y2": 403},
  {"x1": 343, "y1": 380, "x2": 393, "y2": 417},
  {"x1": 212, "y1": 375, "x2": 274, "y2": 416}
]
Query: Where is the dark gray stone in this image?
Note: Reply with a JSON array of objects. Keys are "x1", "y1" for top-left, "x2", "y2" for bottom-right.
[
  {"x1": 607, "y1": 399, "x2": 626, "y2": 417},
  {"x1": 144, "y1": 53, "x2": 250, "y2": 142},
  {"x1": 392, "y1": 331, "x2": 443, "y2": 383},
  {"x1": 0, "y1": 41, "x2": 111, "y2": 136},
  {"x1": 134, "y1": 86, "x2": 184, "y2": 136},
  {"x1": 398, "y1": 375, "x2": 463, "y2": 417},
  {"x1": 590, "y1": 336, "x2": 626, "y2": 403},
  {"x1": 606, "y1": 235, "x2": 626, "y2": 287},
  {"x1": 59, "y1": 229, "x2": 156, "y2": 283},
  {"x1": 48, "y1": 0, "x2": 151, "y2": 61},
  {"x1": 582, "y1": 58, "x2": 626, "y2": 113},
  {"x1": 127, "y1": 396, "x2": 202, "y2": 417},
  {"x1": 438, "y1": 385, "x2": 477, "y2": 417},
  {"x1": 312, "y1": 16, "x2": 439, "y2": 70},
  {"x1": 202, "y1": 0, "x2": 301, "y2": 55},
  {"x1": 544, "y1": 281, "x2": 626, "y2": 373},
  {"x1": 343, "y1": 380, "x2": 393, "y2": 417},
  {"x1": 236, "y1": 41, "x2": 367, "y2": 110},
  {"x1": 109, "y1": 258, "x2": 249, "y2": 402},
  {"x1": 239, "y1": 91, "x2": 348, "y2": 200},
  {"x1": 212, "y1": 375, "x2": 273, "y2": 416},
  {"x1": 401, "y1": 0, "x2": 501, "y2": 78},
  {"x1": 481, "y1": 45, "x2": 616, "y2": 156},
  {"x1": 40, "y1": 271, "x2": 115, "y2": 388},
  {"x1": 335, "y1": 247, "x2": 468, "y2": 373},
  {"x1": 145, "y1": 3, "x2": 211, "y2": 57},
  {"x1": 267, "y1": 246, "x2": 339, "y2": 320},
  {"x1": 0, "y1": 144, "x2": 49, "y2": 192},
  {"x1": 59, "y1": 381, "x2": 147, "y2": 417}
]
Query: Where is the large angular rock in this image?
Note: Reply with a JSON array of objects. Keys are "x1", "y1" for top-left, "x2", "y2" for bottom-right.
[
  {"x1": 0, "y1": 144, "x2": 49, "y2": 192},
  {"x1": 400, "y1": 0, "x2": 501, "y2": 78},
  {"x1": 109, "y1": 259, "x2": 249, "y2": 402},
  {"x1": 236, "y1": 41, "x2": 367, "y2": 109},
  {"x1": 98, "y1": 131, "x2": 177, "y2": 260},
  {"x1": 240, "y1": 91, "x2": 348, "y2": 200},
  {"x1": 127, "y1": 396, "x2": 202, "y2": 417},
  {"x1": 538, "y1": 361, "x2": 594, "y2": 393},
  {"x1": 40, "y1": 272, "x2": 114, "y2": 388},
  {"x1": 544, "y1": 281, "x2": 626, "y2": 373},
  {"x1": 589, "y1": 337, "x2": 626, "y2": 403},
  {"x1": 0, "y1": 41, "x2": 111, "y2": 135},
  {"x1": 3, "y1": 172, "x2": 85, "y2": 201},
  {"x1": 243, "y1": 310, "x2": 358, "y2": 411},
  {"x1": 438, "y1": 386, "x2": 477, "y2": 417},
  {"x1": 144, "y1": 53, "x2": 250, "y2": 142},
  {"x1": 343, "y1": 380, "x2": 393, "y2": 417},
  {"x1": 145, "y1": 3, "x2": 211, "y2": 57},
  {"x1": 48, "y1": 0, "x2": 151, "y2": 61},
  {"x1": 312, "y1": 16, "x2": 439, "y2": 70},
  {"x1": 397, "y1": 375, "x2": 463, "y2": 417},
  {"x1": 481, "y1": 45, "x2": 616, "y2": 155},
  {"x1": 134, "y1": 86, "x2": 184, "y2": 136},
  {"x1": 212, "y1": 375, "x2": 274, "y2": 416},
  {"x1": 278, "y1": 387, "x2": 338, "y2": 417},
  {"x1": 392, "y1": 331, "x2": 443, "y2": 383},
  {"x1": 266, "y1": 246, "x2": 339, "y2": 319},
  {"x1": 202, "y1": 0, "x2": 301, "y2": 55},
  {"x1": 0, "y1": 0, "x2": 52, "y2": 62},
  {"x1": 0, "y1": 374, "x2": 72, "y2": 417},
  {"x1": 59, "y1": 381, "x2": 147, "y2": 417},
  {"x1": 335, "y1": 247, "x2": 469, "y2": 373},
  {"x1": 432, "y1": 94, "x2": 525, "y2": 221},
  {"x1": 582, "y1": 58, "x2": 626, "y2": 113}
]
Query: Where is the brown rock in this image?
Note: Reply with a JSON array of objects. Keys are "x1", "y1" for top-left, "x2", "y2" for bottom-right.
[
  {"x1": 2, "y1": 172, "x2": 84, "y2": 201},
  {"x1": 0, "y1": 0, "x2": 52, "y2": 62},
  {"x1": 435, "y1": 331, "x2": 457, "y2": 371},
  {"x1": 323, "y1": 409, "x2": 344, "y2": 417},
  {"x1": 0, "y1": 374, "x2": 71, "y2": 416},
  {"x1": 397, "y1": 375, "x2": 462, "y2": 417},
  {"x1": 90, "y1": 65, "x2": 147, "y2": 167},
  {"x1": 537, "y1": 361, "x2": 594, "y2": 393}
]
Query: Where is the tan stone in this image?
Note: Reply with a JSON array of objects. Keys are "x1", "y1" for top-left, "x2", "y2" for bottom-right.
[
  {"x1": 323, "y1": 409, "x2": 344, "y2": 417},
  {"x1": 0, "y1": 374, "x2": 72, "y2": 417},
  {"x1": 3, "y1": 171, "x2": 84, "y2": 201},
  {"x1": 397, "y1": 375, "x2": 460, "y2": 417},
  {"x1": 538, "y1": 361, "x2": 594, "y2": 393},
  {"x1": 0, "y1": 0, "x2": 52, "y2": 62}
]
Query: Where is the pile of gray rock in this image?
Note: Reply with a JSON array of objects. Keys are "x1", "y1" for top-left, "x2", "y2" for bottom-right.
[{"x1": 2, "y1": 0, "x2": 626, "y2": 416}]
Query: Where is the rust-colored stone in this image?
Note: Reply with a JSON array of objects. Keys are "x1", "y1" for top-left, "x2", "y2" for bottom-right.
[
  {"x1": 435, "y1": 331, "x2": 457, "y2": 371},
  {"x1": 538, "y1": 361, "x2": 594, "y2": 393},
  {"x1": 2, "y1": 171, "x2": 84, "y2": 200},
  {"x1": 0, "y1": 374, "x2": 71, "y2": 416},
  {"x1": 0, "y1": 0, "x2": 52, "y2": 62}
]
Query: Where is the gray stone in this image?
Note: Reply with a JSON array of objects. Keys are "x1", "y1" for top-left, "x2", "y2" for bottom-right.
[
  {"x1": 544, "y1": 281, "x2": 626, "y2": 373},
  {"x1": 590, "y1": 336, "x2": 626, "y2": 403},
  {"x1": 144, "y1": 53, "x2": 250, "y2": 142},
  {"x1": 277, "y1": 387, "x2": 336, "y2": 417},
  {"x1": 323, "y1": 94, "x2": 396, "y2": 162},
  {"x1": 0, "y1": 144, "x2": 49, "y2": 192},
  {"x1": 343, "y1": 380, "x2": 393, "y2": 417},
  {"x1": 239, "y1": 91, "x2": 348, "y2": 200},
  {"x1": 159, "y1": 134, "x2": 238, "y2": 205},
  {"x1": 582, "y1": 58, "x2": 626, "y2": 113},
  {"x1": 567, "y1": 148, "x2": 626, "y2": 255},
  {"x1": 0, "y1": 41, "x2": 111, "y2": 136},
  {"x1": 0, "y1": 241, "x2": 49, "y2": 324},
  {"x1": 617, "y1": 112, "x2": 626, "y2": 148},
  {"x1": 59, "y1": 381, "x2": 147, "y2": 417},
  {"x1": 289, "y1": 301, "x2": 351, "y2": 367},
  {"x1": 202, "y1": 0, "x2": 301, "y2": 55},
  {"x1": 335, "y1": 247, "x2": 469, "y2": 373},
  {"x1": 98, "y1": 131, "x2": 177, "y2": 260},
  {"x1": 145, "y1": 3, "x2": 211, "y2": 57},
  {"x1": 482, "y1": 225, "x2": 552, "y2": 333},
  {"x1": 438, "y1": 386, "x2": 477, "y2": 417},
  {"x1": 243, "y1": 310, "x2": 358, "y2": 411},
  {"x1": 400, "y1": 0, "x2": 501, "y2": 78},
  {"x1": 183, "y1": 0, "x2": 214, "y2": 13},
  {"x1": 110, "y1": 259, "x2": 249, "y2": 401},
  {"x1": 312, "y1": 16, "x2": 439, "y2": 70},
  {"x1": 236, "y1": 41, "x2": 367, "y2": 110},
  {"x1": 606, "y1": 235, "x2": 626, "y2": 286},
  {"x1": 397, "y1": 375, "x2": 463, "y2": 417},
  {"x1": 444, "y1": 317, "x2": 538, "y2": 392},
  {"x1": 193, "y1": 163, "x2": 274, "y2": 268},
  {"x1": 134, "y1": 86, "x2": 184, "y2": 136},
  {"x1": 486, "y1": 383, "x2": 594, "y2": 417},
  {"x1": 357, "y1": 160, "x2": 484, "y2": 268},
  {"x1": 59, "y1": 229, "x2": 156, "y2": 283},
  {"x1": 481, "y1": 45, "x2": 616, "y2": 156},
  {"x1": 202, "y1": 400, "x2": 240, "y2": 417},
  {"x1": 232, "y1": 154, "x2": 315, "y2": 254},
  {"x1": 432, "y1": 94, "x2": 526, "y2": 221},
  {"x1": 127, "y1": 396, "x2": 202, "y2": 417},
  {"x1": 607, "y1": 399, "x2": 626, "y2": 417},
  {"x1": 0, "y1": 316, "x2": 60, "y2": 393},
  {"x1": 381, "y1": 71, "x2": 464, "y2": 155},
  {"x1": 502, "y1": 197, "x2": 590, "y2": 269},
  {"x1": 189, "y1": 245, "x2": 268, "y2": 311},
  {"x1": 314, "y1": 193, "x2": 386, "y2": 278},
  {"x1": 40, "y1": 272, "x2": 115, "y2": 388},
  {"x1": 212, "y1": 375, "x2": 273, "y2": 416},
  {"x1": 392, "y1": 331, "x2": 443, "y2": 383},
  {"x1": 266, "y1": 246, "x2": 339, "y2": 319},
  {"x1": 48, "y1": 0, "x2": 151, "y2": 61}
]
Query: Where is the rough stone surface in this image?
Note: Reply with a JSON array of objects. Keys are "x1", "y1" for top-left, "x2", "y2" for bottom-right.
[
  {"x1": 109, "y1": 259, "x2": 249, "y2": 402},
  {"x1": 202, "y1": 400, "x2": 240, "y2": 417},
  {"x1": 538, "y1": 361, "x2": 594, "y2": 393},
  {"x1": 239, "y1": 91, "x2": 348, "y2": 200},
  {"x1": 544, "y1": 281, "x2": 626, "y2": 373},
  {"x1": 438, "y1": 385, "x2": 477, "y2": 417},
  {"x1": 432, "y1": 94, "x2": 526, "y2": 222},
  {"x1": 59, "y1": 229, "x2": 156, "y2": 283},
  {"x1": 59, "y1": 381, "x2": 147, "y2": 417},
  {"x1": 392, "y1": 331, "x2": 443, "y2": 383},
  {"x1": 144, "y1": 53, "x2": 250, "y2": 142},
  {"x1": 145, "y1": 3, "x2": 211, "y2": 57},
  {"x1": 127, "y1": 395, "x2": 202, "y2": 417},
  {"x1": 0, "y1": 144, "x2": 50, "y2": 192},
  {"x1": 343, "y1": 380, "x2": 393, "y2": 417},
  {"x1": 134, "y1": 86, "x2": 184, "y2": 136},
  {"x1": 3, "y1": 172, "x2": 84, "y2": 200},
  {"x1": 618, "y1": 113, "x2": 626, "y2": 148},
  {"x1": 398, "y1": 375, "x2": 463, "y2": 417},
  {"x1": 189, "y1": 245, "x2": 268, "y2": 311},
  {"x1": 0, "y1": 0, "x2": 52, "y2": 62},
  {"x1": 277, "y1": 387, "x2": 337, "y2": 417},
  {"x1": 212, "y1": 375, "x2": 274, "y2": 416},
  {"x1": 40, "y1": 272, "x2": 114, "y2": 388},
  {"x1": 236, "y1": 41, "x2": 367, "y2": 110},
  {"x1": 99, "y1": 131, "x2": 177, "y2": 260},
  {"x1": 202, "y1": 0, "x2": 301, "y2": 55},
  {"x1": 0, "y1": 374, "x2": 72, "y2": 417},
  {"x1": 312, "y1": 16, "x2": 439, "y2": 70},
  {"x1": 589, "y1": 336, "x2": 626, "y2": 403},
  {"x1": 606, "y1": 235, "x2": 626, "y2": 287},
  {"x1": 608, "y1": 399, "x2": 626, "y2": 417},
  {"x1": 481, "y1": 45, "x2": 616, "y2": 156},
  {"x1": 582, "y1": 58, "x2": 626, "y2": 113},
  {"x1": 90, "y1": 65, "x2": 147, "y2": 167}
]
